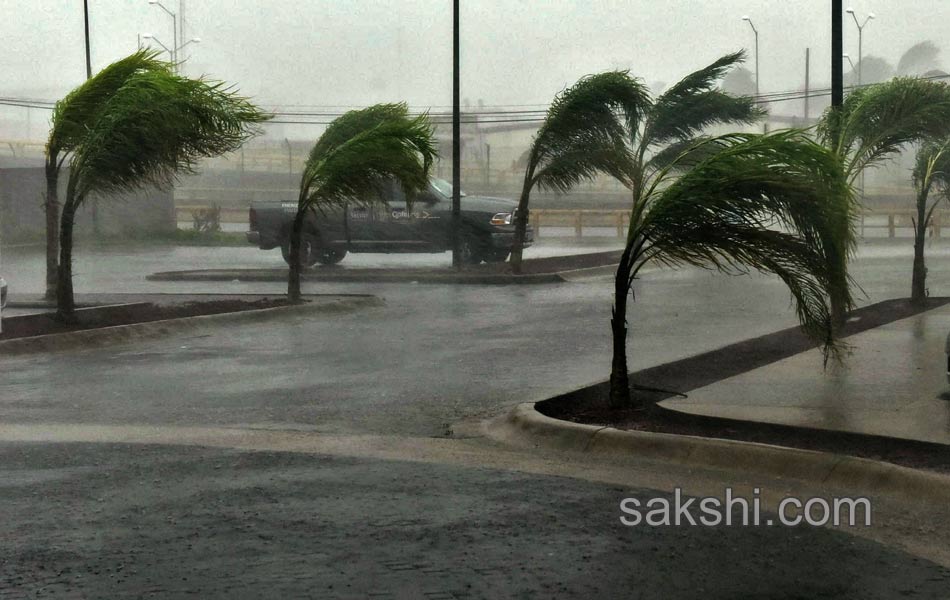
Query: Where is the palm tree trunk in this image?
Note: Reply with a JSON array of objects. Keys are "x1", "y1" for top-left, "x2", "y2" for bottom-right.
[
  {"x1": 608, "y1": 247, "x2": 637, "y2": 410},
  {"x1": 509, "y1": 185, "x2": 531, "y2": 275},
  {"x1": 912, "y1": 187, "x2": 929, "y2": 304},
  {"x1": 56, "y1": 194, "x2": 79, "y2": 322},
  {"x1": 509, "y1": 160, "x2": 536, "y2": 275},
  {"x1": 286, "y1": 208, "x2": 306, "y2": 303},
  {"x1": 44, "y1": 155, "x2": 60, "y2": 301}
]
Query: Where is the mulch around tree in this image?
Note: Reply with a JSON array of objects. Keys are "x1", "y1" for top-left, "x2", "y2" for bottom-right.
[
  {"x1": 0, "y1": 298, "x2": 291, "y2": 341},
  {"x1": 539, "y1": 297, "x2": 950, "y2": 474}
]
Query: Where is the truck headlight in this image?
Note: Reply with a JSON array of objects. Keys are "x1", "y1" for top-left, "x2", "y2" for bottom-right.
[{"x1": 491, "y1": 212, "x2": 513, "y2": 225}]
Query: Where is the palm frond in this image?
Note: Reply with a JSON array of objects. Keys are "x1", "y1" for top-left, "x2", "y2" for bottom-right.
[
  {"x1": 819, "y1": 78, "x2": 950, "y2": 179},
  {"x1": 306, "y1": 103, "x2": 411, "y2": 166},
  {"x1": 49, "y1": 49, "x2": 169, "y2": 156},
  {"x1": 640, "y1": 131, "x2": 854, "y2": 358},
  {"x1": 647, "y1": 51, "x2": 765, "y2": 146},
  {"x1": 914, "y1": 138, "x2": 950, "y2": 192},
  {"x1": 305, "y1": 113, "x2": 437, "y2": 209},
  {"x1": 535, "y1": 130, "x2": 630, "y2": 192},
  {"x1": 533, "y1": 72, "x2": 648, "y2": 166},
  {"x1": 71, "y1": 70, "x2": 269, "y2": 201},
  {"x1": 643, "y1": 136, "x2": 718, "y2": 173}
]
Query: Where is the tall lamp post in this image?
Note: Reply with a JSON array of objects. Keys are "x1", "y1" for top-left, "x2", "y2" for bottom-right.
[
  {"x1": 148, "y1": 0, "x2": 178, "y2": 65},
  {"x1": 843, "y1": 53, "x2": 856, "y2": 74},
  {"x1": 845, "y1": 7, "x2": 875, "y2": 88},
  {"x1": 451, "y1": 0, "x2": 461, "y2": 269},
  {"x1": 141, "y1": 33, "x2": 200, "y2": 71},
  {"x1": 741, "y1": 16, "x2": 759, "y2": 99}
]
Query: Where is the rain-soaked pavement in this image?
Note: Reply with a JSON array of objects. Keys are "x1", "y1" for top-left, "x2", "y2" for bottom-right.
[
  {"x1": 1, "y1": 238, "x2": 950, "y2": 596},
  {"x1": 663, "y1": 304, "x2": 950, "y2": 444}
]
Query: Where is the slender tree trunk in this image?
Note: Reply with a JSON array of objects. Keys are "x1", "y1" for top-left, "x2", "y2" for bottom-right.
[
  {"x1": 509, "y1": 190, "x2": 530, "y2": 274},
  {"x1": 912, "y1": 187, "x2": 929, "y2": 304},
  {"x1": 286, "y1": 208, "x2": 306, "y2": 303},
  {"x1": 509, "y1": 162, "x2": 536, "y2": 275},
  {"x1": 56, "y1": 194, "x2": 78, "y2": 322},
  {"x1": 608, "y1": 247, "x2": 637, "y2": 410},
  {"x1": 44, "y1": 155, "x2": 60, "y2": 301}
]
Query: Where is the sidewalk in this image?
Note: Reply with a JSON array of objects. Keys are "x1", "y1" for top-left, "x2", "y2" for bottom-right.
[{"x1": 662, "y1": 303, "x2": 950, "y2": 445}]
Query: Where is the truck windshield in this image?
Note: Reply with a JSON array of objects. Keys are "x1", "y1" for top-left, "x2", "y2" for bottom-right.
[{"x1": 430, "y1": 177, "x2": 464, "y2": 199}]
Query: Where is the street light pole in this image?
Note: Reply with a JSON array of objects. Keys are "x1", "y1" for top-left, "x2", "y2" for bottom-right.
[
  {"x1": 846, "y1": 8, "x2": 875, "y2": 88},
  {"x1": 451, "y1": 0, "x2": 461, "y2": 270},
  {"x1": 149, "y1": 0, "x2": 178, "y2": 67},
  {"x1": 83, "y1": 0, "x2": 92, "y2": 79},
  {"x1": 741, "y1": 16, "x2": 759, "y2": 99}
]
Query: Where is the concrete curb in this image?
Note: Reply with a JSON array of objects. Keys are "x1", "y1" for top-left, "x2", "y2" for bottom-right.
[
  {"x1": 491, "y1": 402, "x2": 950, "y2": 503},
  {"x1": 147, "y1": 268, "x2": 566, "y2": 285},
  {"x1": 0, "y1": 295, "x2": 383, "y2": 356}
]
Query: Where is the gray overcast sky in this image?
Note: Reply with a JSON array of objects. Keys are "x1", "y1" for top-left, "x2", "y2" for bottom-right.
[{"x1": 2, "y1": 1, "x2": 948, "y2": 111}]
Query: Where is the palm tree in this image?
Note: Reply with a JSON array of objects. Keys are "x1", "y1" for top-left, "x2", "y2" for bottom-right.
[
  {"x1": 286, "y1": 104, "x2": 437, "y2": 302},
  {"x1": 818, "y1": 77, "x2": 950, "y2": 320},
  {"x1": 44, "y1": 50, "x2": 168, "y2": 300},
  {"x1": 56, "y1": 69, "x2": 268, "y2": 319},
  {"x1": 910, "y1": 139, "x2": 950, "y2": 303},
  {"x1": 607, "y1": 130, "x2": 853, "y2": 408},
  {"x1": 509, "y1": 71, "x2": 650, "y2": 273}
]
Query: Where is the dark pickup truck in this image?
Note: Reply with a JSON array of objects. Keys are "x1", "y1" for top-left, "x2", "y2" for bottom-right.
[{"x1": 246, "y1": 178, "x2": 532, "y2": 266}]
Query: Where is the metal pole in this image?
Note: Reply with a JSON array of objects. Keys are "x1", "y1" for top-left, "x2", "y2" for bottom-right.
[
  {"x1": 451, "y1": 0, "x2": 461, "y2": 269},
  {"x1": 832, "y1": 0, "x2": 843, "y2": 108},
  {"x1": 486, "y1": 143, "x2": 491, "y2": 187},
  {"x1": 754, "y1": 29, "x2": 759, "y2": 99},
  {"x1": 804, "y1": 47, "x2": 810, "y2": 121},
  {"x1": 857, "y1": 27, "x2": 862, "y2": 87},
  {"x1": 83, "y1": 0, "x2": 92, "y2": 79}
]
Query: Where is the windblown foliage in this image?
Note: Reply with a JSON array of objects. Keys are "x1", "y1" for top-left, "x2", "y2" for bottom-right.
[
  {"x1": 48, "y1": 50, "x2": 169, "y2": 159},
  {"x1": 56, "y1": 65, "x2": 269, "y2": 317},
  {"x1": 818, "y1": 77, "x2": 950, "y2": 181},
  {"x1": 512, "y1": 52, "x2": 765, "y2": 272},
  {"x1": 285, "y1": 104, "x2": 438, "y2": 301},
  {"x1": 70, "y1": 71, "x2": 268, "y2": 200}
]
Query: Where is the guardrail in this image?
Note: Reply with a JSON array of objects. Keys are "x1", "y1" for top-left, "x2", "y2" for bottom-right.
[{"x1": 175, "y1": 204, "x2": 948, "y2": 239}]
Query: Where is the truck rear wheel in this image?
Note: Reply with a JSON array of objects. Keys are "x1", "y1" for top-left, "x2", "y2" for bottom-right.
[
  {"x1": 315, "y1": 248, "x2": 347, "y2": 265},
  {"x1": 281, "y1": 237, "x2": 320, "y2": 268}
]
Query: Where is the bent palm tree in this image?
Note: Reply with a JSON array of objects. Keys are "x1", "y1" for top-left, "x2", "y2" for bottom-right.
[
  {"x1": 817, "y1": 77, "x2": 950, "y2": 320},
  {"x1": 287, "y1": 104, "x2": 437, "y2": 302},
  {"x1": 44, "y1": 50, "x2": 169, "y2": 299},
  {"x1": 57, "y1": 70, "x2": 268, "y2": 319},
  {"x1": 910, "y1": 139, "x2": 950, "y2": 303},
  {"x1": 608, "y1": 131, "x2": 853, "y2": 408}
]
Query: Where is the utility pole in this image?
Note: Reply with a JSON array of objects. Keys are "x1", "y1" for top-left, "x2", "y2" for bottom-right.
[
  {"x1": 804, "y1": 47, "x2": 811, "y2": 121},
  {"x1": 451, "y1": 0, "x2": 461, "y2": 269},
  {"x1": 832, "y1": 0, "x2": 843, "y2": 108}
]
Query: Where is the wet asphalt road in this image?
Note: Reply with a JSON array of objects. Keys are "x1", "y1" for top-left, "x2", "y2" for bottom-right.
[
  {"x1": 2, "y1": 442, "x2": 949, "y2": 600},
  {"x1": 2, "y1": 239, "x2": 950, "y2": 597},
  {"x1": 2, "y1": 239, "x2": 950, "y2": 436}
]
